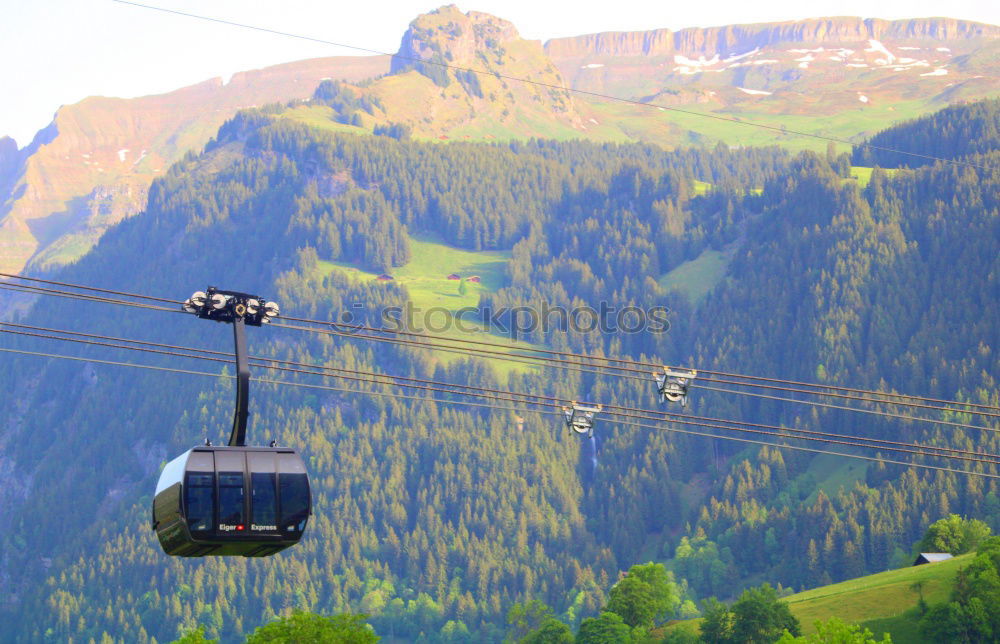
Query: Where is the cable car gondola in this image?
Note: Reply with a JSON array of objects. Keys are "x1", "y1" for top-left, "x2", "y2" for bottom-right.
[
  {"x1": 152, "y1": 445, "x2": 310, "y2": 557},
  {"x1": 152, "y1": 287, "x2": 311, "y2": 557}
]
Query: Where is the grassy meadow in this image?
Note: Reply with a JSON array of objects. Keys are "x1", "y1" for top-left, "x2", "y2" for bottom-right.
[
  {"x1": 658, "y1": 249, "x2": 730, "y2": 305},
  {"x1": 664, "y1": 554, "x2": 970, "y2": 640},
  {"x1": 318, "y1": 234, "x2": 541, "y2": 376}
]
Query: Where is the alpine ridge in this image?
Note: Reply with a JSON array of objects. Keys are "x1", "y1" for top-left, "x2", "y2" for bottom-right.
[
  {"x1": 544, "y1": 17, "x2": 1000, "y2": 59},
  {"x1": 0, "y1": 55, "x2": 389, "y2": 275}
]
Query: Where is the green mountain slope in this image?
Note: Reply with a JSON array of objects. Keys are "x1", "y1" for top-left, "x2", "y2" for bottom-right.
[
  {"x1": 787, "y1": 555, "x2": 970, "y2": 639},
  {"x1": 0, "y1": 97, "x2": 997, "y2": 644},
  {"x1": 2, "y1": 117, "x2": 775, "y2": 643},
  {"x1": 668, "y1": 554, "x2": 971, "y2": 640}
]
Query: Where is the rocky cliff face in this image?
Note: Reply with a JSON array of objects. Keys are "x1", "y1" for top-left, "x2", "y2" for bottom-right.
[
  {"x1": 544, "y1": 15, "x2": 1000, "y2": 123},
  {"x1": 363, "y1": 5, "x2": 581, "y2": 136},
  {"x1": 545, "y1": 17, "x2": 1000, "y2": 59},
  {"x1": 391, "y1": 4, "x2": 521, "y2": 71}
]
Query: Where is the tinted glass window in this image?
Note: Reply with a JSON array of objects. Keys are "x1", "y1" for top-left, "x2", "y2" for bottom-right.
[
  {"x1": 279, "y1": 474, "x2": 310, "y2": 532},
  {"x1": 218, "y1": 471, "x2": 245, "y2": 529},
  {"x1": 251, "y1": 473, "x2": 277, "y2": 531},
  {"x1": 184, "y1": 472, "x2": 214, "y2": 533}
]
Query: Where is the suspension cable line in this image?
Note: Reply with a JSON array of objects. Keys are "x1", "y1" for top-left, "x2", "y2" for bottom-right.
[
  {"x1": 2, "y1": 276, "x2": 997, "y2": 427},
  {"x1": 0, "y1": 281, "x2": 181, "y2": 315},
  {"x1": 1, "y1": 343, "x2": 997, "y2": 480},
  {"x1": 693, "y1": 384, "x2": 998, "y2": 433},
  {"x1": 4, "y1": 324, "x2": 998, "y2": 466},
  {"x1": 275, "y1": 318, "x2": 1000, "y2": 416},
  {"x1": 5, "y1": 273, "x2": 994, "y2": 415},
  {"x1": 0, "y1": 271, "x2": 180, "y2": 305},
  {"x1": 269, "y1": 321, "x2": 1000, "y2": 431},
  {"x1": 3, "y1": 279, "x2": 995, "y2": 435}
]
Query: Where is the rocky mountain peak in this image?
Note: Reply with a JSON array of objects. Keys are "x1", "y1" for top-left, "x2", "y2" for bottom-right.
[
  {"x1": 375, "y1": 5, "x2": 579, "y2": 136},
  {"x1": 391, "y1": 5, "x2": 522, "y2": 73}
]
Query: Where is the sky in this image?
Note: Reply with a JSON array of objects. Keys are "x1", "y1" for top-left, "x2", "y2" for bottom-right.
[{"x1": 2, "y1": 0, "x2": 998, "y2": 148}]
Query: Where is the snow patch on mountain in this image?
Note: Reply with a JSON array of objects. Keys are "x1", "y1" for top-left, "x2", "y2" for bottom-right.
[
  {"x1": 865, "y1": 39, "x2": 896, "y2": 64},
  {"x1": 674, "y1": 53, "x2": 725, "y2": 74},
  {"x1": 738, "y1": 87, "x2": 772, "y2": 95},
  {"x1": 670, "y1": 47, "x2": 776, "y2": 74}
]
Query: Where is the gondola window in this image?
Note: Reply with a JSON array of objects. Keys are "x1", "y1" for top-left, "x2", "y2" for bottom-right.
[
  {"x1": 218, "y1": 472, "x2": 245, "y2": 529},
  {"x1": 184, "y1": 473, "x2": 214, "y2": 533}
]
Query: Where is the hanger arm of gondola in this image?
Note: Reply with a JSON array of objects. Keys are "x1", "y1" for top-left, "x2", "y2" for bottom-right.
[
  {"x1": 230, "y1": 315, "x2": 250, "y2": 447},
  {"x1": 182, "y1": 286, "x2": 280, "y2": 447}
]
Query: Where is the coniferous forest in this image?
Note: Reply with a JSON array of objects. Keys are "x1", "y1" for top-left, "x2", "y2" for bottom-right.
[{"x1": 0, "y1": 99, "x2": 997, "y2": 642}]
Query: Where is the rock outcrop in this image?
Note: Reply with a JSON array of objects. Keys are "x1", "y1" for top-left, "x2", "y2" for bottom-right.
[
  {"x1": 392, "y1": 4, "x2": 521, "y2": 71},
  {"x1": 368, "y1": 5, "x2": 580, "y2": 136}
]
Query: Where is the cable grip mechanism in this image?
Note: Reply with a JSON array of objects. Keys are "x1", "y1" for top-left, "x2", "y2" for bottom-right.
[{"x1": 182, "y1": 286, "x2": 280, "y2": 446}]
